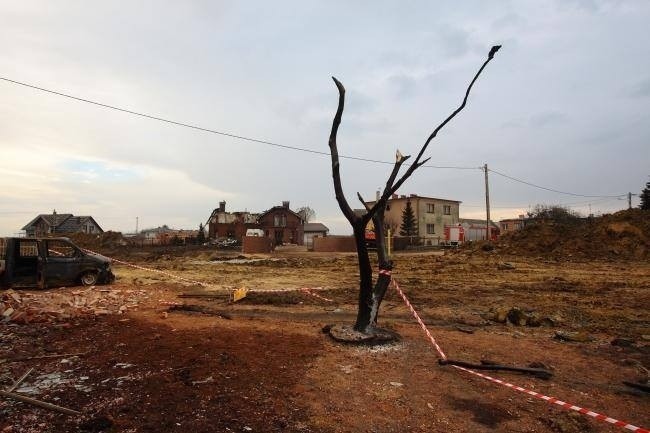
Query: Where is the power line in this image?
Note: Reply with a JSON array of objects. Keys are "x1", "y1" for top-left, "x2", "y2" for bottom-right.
[
  {"x1": 487, "y1": 167, "x2": 626, "y2": 198},
  {"x1": 0, "y1": 76, "x2": 630, "y2": 198},
  {"x1": 462, "y1": 196, "x2": 621, "y2": 209},
  {"x1": 0, "y1": 76, "x2": 479, "y2": 170}
]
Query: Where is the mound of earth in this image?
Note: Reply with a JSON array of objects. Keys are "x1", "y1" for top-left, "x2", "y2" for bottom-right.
[
  {"x1": 67, "y1": 231, "x2": 129, "y2": 250},
  {"x1": 472, "y1": 209, "x2": 649, "y2": 259}
]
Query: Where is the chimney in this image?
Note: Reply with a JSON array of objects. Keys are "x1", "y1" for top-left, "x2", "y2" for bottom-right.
[
  {"x1": 282, "y1": 201, "x2": 290, "y2": 209},
  {"x1": 400, "y1": 195, "x2": 406, "y2": 199},
  {"x1": 518, "y1": 214, "x2": 524, "y2": 219},
  {"x1": 219, "y1": 201, "x2": 226, "y2": 212}
]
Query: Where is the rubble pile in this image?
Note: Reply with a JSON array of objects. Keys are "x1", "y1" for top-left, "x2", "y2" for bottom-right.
[
  {"x1": 467, "y1": 209, "x2": 649, "y2": 259},
  {"x1": 1, "y1": 287, "x2": 149, "y2": 324}
]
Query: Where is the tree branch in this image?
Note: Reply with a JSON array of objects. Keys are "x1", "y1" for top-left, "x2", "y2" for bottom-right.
[
  {"x1": 367, "y1": 45, "x2": 501, "y2": 216},
  {"x1": 329, "y1": 77, "x2": 359, "y2": 225},
  {"x1": 357, "y1": 192, "x2": 372, "y2": 212},
  {"x1": 368, "y1": 150, "x2": 411, "y2": 220}
]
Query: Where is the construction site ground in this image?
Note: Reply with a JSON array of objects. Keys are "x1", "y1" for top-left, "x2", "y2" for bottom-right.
[{"x1": 1, "y1": 248, "x2": 648, "y2": 433}]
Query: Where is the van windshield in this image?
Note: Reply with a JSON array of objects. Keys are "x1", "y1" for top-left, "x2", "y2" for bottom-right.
[{"x1": 46, "y1": 240, "x2": 77, "y2": 258}]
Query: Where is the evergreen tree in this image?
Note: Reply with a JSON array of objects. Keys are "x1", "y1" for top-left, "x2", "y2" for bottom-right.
[
  {"x1": 400, "y1": 200, "x2": 418, "y2": 236},
  {"x1": 197, "y1": 223, "x2": 206, "y2": 243},
  {"x1": 640, "y1": 180, "x2": 650, "y2": 210}
]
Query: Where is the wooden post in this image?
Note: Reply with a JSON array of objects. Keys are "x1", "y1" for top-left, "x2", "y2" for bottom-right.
[
  {"x1": 484, "y1": 163, "x2": 491, "y2": 241},
  {"x1": 387, "y1": 228, "x2": 392, "y2": 258}
]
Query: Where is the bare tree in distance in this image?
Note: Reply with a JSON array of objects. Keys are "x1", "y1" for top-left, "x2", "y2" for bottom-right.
[
  {"x1": 327, "y1": 45, "x2": 501, "y2": 342},
  {"x1": 297, "y1": 206, "x2": 316, "y2": 222}
]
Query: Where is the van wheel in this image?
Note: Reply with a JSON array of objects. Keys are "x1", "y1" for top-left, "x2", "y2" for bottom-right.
[{"x1": 80, "y1": 271, "x2": 98, "y2": 286}]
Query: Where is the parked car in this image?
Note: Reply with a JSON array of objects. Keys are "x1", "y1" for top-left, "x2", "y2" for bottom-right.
[{"x1": 0, "y1": 237, "x2": 115, "y2": 289}]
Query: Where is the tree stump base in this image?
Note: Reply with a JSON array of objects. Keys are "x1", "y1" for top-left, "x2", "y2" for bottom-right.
[{"x1": 327, "y1": 324, "x2": 400, "y2": 346}]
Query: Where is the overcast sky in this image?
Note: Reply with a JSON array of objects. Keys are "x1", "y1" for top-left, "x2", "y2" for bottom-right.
[{"x1": 1, "y1": 0, "x2": 648, "y2": 236}]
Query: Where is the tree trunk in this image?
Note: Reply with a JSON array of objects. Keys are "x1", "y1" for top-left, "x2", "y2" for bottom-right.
[
  {"x1": 326, "y1": 45, "x2": 500, "y2": 339},
  {"x1": 368, "y1": 203, "x2": 392, "y2": 328},
  {"x1": 352, "y1": 222, "x2": 374, "y2": 332}
]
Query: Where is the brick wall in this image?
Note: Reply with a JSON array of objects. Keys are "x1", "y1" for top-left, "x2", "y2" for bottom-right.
[
  {"x1": 312, "y1": 236, "x2": 357, "y2": 252},
  {"x1": 242, "y1": 236, "x2": 273, "y2": 254}
]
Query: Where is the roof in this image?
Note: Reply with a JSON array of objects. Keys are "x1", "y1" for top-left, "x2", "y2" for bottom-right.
[
  {"x1": 499, "y1": 217, "x2": 528, "y2": 223},
  {"x1": 304, "y1": 222, "x2": 329, "y2": 233},
  {"x1": 365, "y1": 194, "x2": 462, "y2": 205},
  {"x1": 389, "y1": 194, "x2": 461, "y2": 203},
  {"x1": 353, "y1": 209, "x2": 367, "y2": 217},
  {"x1": 22, "y1": 214, "x2": 104, "y2": 233},
  {"x1": 58, "y1": 216, "x2": 98, "y2": 232},
  {"x1": 258, "y1": 205, "x2": 303, "y2": 221},
  {"x1": 21, "y1": 214, "x2": 73, "y2": 230},
  {"x1": 459, "y1": 218, "x2": 499, "y2": 228}
]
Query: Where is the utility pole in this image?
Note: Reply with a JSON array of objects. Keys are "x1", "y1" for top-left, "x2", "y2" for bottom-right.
[
  {"x1": 484, "y1": 163, "x2": 491, "y2": 241},
  {"x1": 628, "y1": 192, "x2": 632, "y2": 210},
  {"x1": 136, "y1": 216, "x2": 139, "y2": 234}
]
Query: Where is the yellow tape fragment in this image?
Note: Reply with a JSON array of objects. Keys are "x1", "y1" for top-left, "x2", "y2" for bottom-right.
[{"x1": 232, "y1": 287, "x2": 248, "y2": 302}]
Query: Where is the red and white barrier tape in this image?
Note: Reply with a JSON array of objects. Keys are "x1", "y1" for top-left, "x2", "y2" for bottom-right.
[
  {"x1": 392, "y1": 278, "x2": 447, "y2": 361},
  {"x1": 83, "y1": 248, "x2": 220, "y2": 290},
  {"x1": 392, "y1": 278, "x2": 648, "y2": 433},
  {"x1": 84, "y1": 248, "x2": 334, "y2": 301},
  {"x1": 300, "y1": 288, "x2": 334, "y2": 302}
]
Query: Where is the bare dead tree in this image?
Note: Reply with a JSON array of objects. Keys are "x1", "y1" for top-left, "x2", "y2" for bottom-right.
[{"x1": 328, "y1": 46, "x2": 500, "y2": 337}]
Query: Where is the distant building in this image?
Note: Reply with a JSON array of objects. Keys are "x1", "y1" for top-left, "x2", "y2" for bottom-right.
[
  {"x1": 258, "y1": 201, "x2": 305, "y2": 246},
  {"x1": 206, "y1": 201, "x2": 260, "y2": 241},
  {"x1": 303, "y1": 222, "x2": 329, "y2": 247},
  {"x1": 21, "y1": 211, "x2": 104, "y2": 237},
  {"x1": 138, "y1": 225, "x2": 199, "y2": 244},
  {"x1": 499, "y1": 215, "x2": 528, "y2": 234},
  {"x1": 365, "y1": 193, "x2": 461, "y2": 245},
  {"x1": 458, "y1": 218, "x2": 500, "y2": 241}
]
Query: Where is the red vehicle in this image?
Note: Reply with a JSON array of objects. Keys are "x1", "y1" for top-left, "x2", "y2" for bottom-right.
[
  {"x1": 365, "y1": 230, "x2": 376, "y2": 249},
  {"x1": 444, "y1": 225, "x2": 465, "y2": 245}
]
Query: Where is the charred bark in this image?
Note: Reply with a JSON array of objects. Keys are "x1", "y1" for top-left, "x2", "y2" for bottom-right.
[{"x1": 327, "y1": 46, "x2": 500, "y2": 338}]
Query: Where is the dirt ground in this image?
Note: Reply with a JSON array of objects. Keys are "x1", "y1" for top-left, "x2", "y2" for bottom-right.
[{"x1": 1, "y1": 248, "x2": 648, "y2": 433}]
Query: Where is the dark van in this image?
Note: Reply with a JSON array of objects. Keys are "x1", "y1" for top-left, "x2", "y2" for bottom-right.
[{"x1": 0, "y1": 237, "x2": 115, "y2": 289}]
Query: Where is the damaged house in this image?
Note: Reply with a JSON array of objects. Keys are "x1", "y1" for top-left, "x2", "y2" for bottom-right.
[
  {"x1": 258, "y1": 201, "x2": 304, "y2": 246},
  {"x1": 22, "y1": 211, "x2": 104, "y2": 237},
  {"x1": 207, "y1": 201, "x2": 306, "y2": 246},
  {"x1": 206, "y1": 201, "x2": 260, "y2": 241}
]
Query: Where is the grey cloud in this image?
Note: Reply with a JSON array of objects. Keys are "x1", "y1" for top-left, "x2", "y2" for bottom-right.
[
  {"x1": 628, "y1": 77, "x2": 650, "y2": 98},
  {"x1": 436, "y1": 25, "x2": 471, "y2": 59},
  {"x1": 387, "y1": 74, "x2": 418, "y2": 100},
  {"x1": 491, "y1": 13, "x2": 524, "y2": 30},
  {"x1": 530, "y1": 111, "x2": 569, "y2": 127},
  {"x1": 500, "y1": 118, "x2": 526, "y2": 129},
  {"x1": 556, "y1": 0, "x2": 601, "y2": 12}
]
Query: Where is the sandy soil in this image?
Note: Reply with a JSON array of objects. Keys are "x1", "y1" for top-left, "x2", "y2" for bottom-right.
[{"x1": 1, "y1": 249, "x2": 648, "y2": 432}]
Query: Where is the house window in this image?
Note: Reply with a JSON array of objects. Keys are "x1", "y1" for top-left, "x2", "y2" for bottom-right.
[
  {"x1": 503, "y1": 223, "x2": 509, "y2": 230},
  {"x1": 426, "y1": 203, "x2": 434, "y2": 213},
  {"x1": 443, "y1": 205, "x2": 451, "y2": 215},
  {"x1": 273, "y1": 214, "x2": 287, "y2": 227},
  {"x1": 426, "y1": 224, "x2": 435, "y2": 234}
]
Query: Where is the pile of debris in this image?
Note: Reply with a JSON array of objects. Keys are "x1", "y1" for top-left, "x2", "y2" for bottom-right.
[
  {"x1": 483, "y1": 306, "x2": 560, "y2": 327},
  {"x1": 1, "y1": 287, "x2": 149, "y2": 324},
  {"x1": 466, "y1": 209, "x2": 650, "y2": 259}
]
